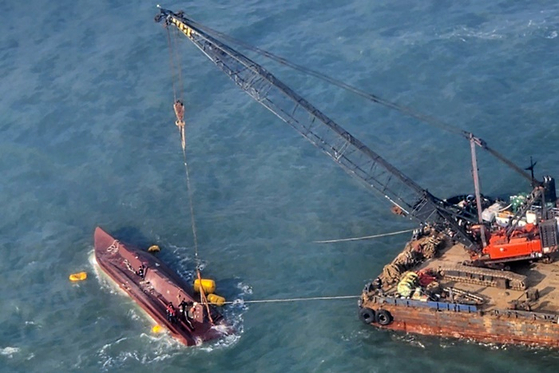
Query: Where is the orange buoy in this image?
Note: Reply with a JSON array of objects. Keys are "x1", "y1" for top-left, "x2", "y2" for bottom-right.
[
  {"x1": 207, "y1": 293, "x2": 226, "y2": 306},
  {"x1": 69, "y1": 272, "x2": 87, "y2": 282},
  {"x1": 193, "y1": 278, "x2": 216, "y2": 294},
  {"x1": 147, "y1": 245, "x2": 161, "y2": 253}
]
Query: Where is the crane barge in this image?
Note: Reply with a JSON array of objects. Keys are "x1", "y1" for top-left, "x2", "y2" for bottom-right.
[{"x1": 155, "y1": 8, "x2": 559, "y2": 347}]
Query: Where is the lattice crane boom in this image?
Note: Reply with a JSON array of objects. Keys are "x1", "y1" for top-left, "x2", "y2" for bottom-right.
[{"x1": 155, "y1": 8, "x2": 479, "y2": 250}]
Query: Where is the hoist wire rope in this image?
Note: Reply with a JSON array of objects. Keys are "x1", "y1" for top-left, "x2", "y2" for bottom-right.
[
  {"x1": 172, "y1": 27, "x2": 185, "y2": 104},
  {"x1": 187, "y1": 18, "x2": 464, "y2": 137},
  {"x1": 166, "y1": 26, "x2": 199, "y2": 264},
  {"x1": 184, "y1": 17, "x2": 533, "y2": 182},
  {"x1": 166, "y1": 24, "x2": 214, "y2": 322},
  {"x1": 165, "y1": 27, "x2": 178, "y2": 102}
]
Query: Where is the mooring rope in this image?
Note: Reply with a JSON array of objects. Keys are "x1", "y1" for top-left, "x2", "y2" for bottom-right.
[
  {"x1": 313, "y1": 228, "x2": 414, "y2": 244},
  {"x1": 224, "y1": 295, "x2": 360, "y2": 305}
]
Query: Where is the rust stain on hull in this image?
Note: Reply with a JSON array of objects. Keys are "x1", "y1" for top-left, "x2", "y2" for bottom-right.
[
  {"x1": 368, "y1": 304, "x2": 559, "y2": 347},
  {"x1": 360, "y1": 230, "x2": 559, "y2": 347}
]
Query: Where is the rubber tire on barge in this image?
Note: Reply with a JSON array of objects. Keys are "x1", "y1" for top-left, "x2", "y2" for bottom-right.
[
  {"x1": 376, "y1": 309, "x2": 393, "y2": 326},
  {"x1": 359, "y1": 307, "x2": 376, "y2": 324}
]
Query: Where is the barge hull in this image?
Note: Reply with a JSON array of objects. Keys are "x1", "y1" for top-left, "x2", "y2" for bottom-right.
[
  {"x1": 360, "y1": 231, "x2": 559, "y2": 347},
  {"x1": 363, "y1": 301, "x2": 559, "y2": 347}
]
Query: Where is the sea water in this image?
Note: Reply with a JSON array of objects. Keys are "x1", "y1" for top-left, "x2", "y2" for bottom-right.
[{"x1": 2, "y1": 1, "x2": 559, "y2": 372}]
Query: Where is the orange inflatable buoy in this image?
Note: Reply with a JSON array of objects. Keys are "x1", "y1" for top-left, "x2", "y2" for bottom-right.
[
  {"x1": 69, "y1": 272, "x2": 87, "y2": 282},
  {"x1": 193, "y1": 278, "x2": 216, "y2": 294},
  {"x1": 207, "y1": 293, "x2": 226, "y2": 306},
  {"x1": 147, "y1": 245, "x2": 161, "y2": 253}
]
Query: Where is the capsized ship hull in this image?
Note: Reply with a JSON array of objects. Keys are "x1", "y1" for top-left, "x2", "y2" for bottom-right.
[
  {"x1": 94, "y1": 227, "x2": 230, "y2": 346},
  {"x1": 360, "y1": 230, "x2": 559, "y2": 347}
]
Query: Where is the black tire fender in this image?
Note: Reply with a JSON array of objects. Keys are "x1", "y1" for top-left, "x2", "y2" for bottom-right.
[
  {"x1": 376, "y1": 309, "x2": 393, "y2": 326},
  {"x1": 358, "y1": 307, "x2": 376, "y2": 324}
]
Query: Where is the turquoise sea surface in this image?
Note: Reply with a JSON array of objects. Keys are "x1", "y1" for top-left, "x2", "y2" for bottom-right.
[{"x1": 2, "y1": 1, "x2": 559, "y2": 372}]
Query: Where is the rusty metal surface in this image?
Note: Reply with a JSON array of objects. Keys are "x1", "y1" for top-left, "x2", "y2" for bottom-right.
[
  {"x1": 361, "y1": 233, "x2": 559, "y2": 347},
  {"x1": 360, "y1": 301, "x2": 559, "y2": 347}
]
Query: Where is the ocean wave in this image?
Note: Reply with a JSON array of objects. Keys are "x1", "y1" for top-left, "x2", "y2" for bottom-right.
[{"x1": 437, "y1": 13, "x2": 558, "y2": 42}]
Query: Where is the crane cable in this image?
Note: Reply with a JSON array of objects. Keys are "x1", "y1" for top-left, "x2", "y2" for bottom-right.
[
  {"x1": 184, "y1": 17, "x2": 533, "y2": 183},
  {"x1": 313, "y1": 228, "x2": 415, "y2": 244},
  {"x1": 187, "y1": 18, "x2": 464, "y2": 136},
  {"x1": 223, "y1": 295, "x2": 360, "y2": 305},
  {"x1": 166, "y1": 25, "x2": 214, "y2": 323}
]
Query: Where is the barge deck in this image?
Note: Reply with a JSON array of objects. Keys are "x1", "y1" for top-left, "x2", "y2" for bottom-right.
[{"x1": 360, "y1": 230, "x2": 559, "y2": 346}]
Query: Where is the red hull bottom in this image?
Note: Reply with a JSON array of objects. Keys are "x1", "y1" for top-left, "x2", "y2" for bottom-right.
[{"x1": 93, "y1": 227, "x2": 232, "y2": 346}]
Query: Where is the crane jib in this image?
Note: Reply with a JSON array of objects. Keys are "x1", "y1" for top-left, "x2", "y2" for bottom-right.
[
  {"x1": 159, "y1": 8, "x2": 536, "y2": 188},
  {"x1": 168, "y1": 16, "x2": 194, "y2": 38},
  {"x1": 156, "y1": 8, "x2": 479, "y2": 250}
]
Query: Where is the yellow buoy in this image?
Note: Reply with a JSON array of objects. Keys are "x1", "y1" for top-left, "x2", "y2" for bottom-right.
[
  {"x1": 207, "y1": 293, "x2": 226, "y2": 306},
  {"x1": 193, "y1": 278, "x2": 216, "y2": 294},
  {"x1": 69, "y1": 272, "x2": 87, "y2": 282},
  {"x1": 147, "y1": 245, "x2": 161, "y2": 253},
  {"x1": 152, "y1": 324, "x2": 163, "y2": 333}
]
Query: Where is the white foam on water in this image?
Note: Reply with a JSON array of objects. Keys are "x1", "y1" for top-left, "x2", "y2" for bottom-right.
[{"x1": 0, "y1": 347, "x2": 20, "y2": 358}]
